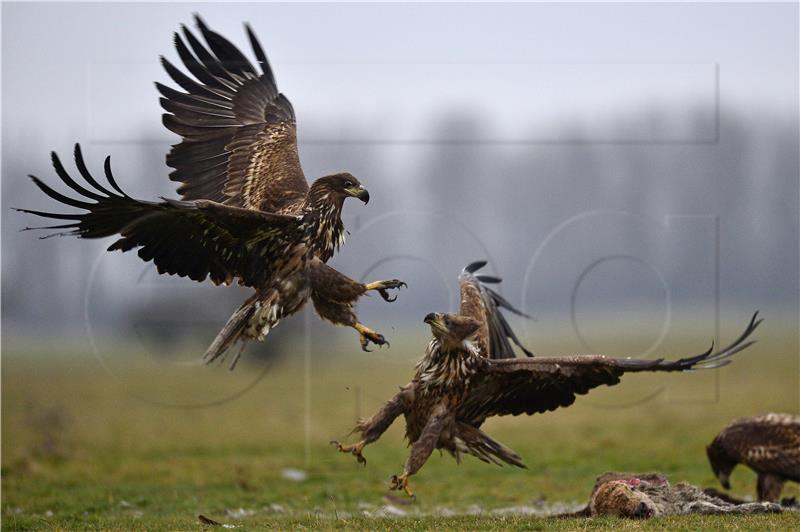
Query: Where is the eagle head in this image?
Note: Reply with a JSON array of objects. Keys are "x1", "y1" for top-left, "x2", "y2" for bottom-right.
[
  {"x1": 314, "y1": 173, "x2": 369, "y2": 204},
  {"x1": 706, "y1": 441, "x2": 736, "y2": 490},
  {"x1": 424, "y1": 312, "x2": 480, "y2": 346}
]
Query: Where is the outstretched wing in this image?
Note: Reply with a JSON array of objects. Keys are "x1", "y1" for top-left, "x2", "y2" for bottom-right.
[
  {"x1": 16, "y1": 145, "x2": 303, "y2": 287},
  {"x1": 458, "y1": 260, "x2": 533, "y2": 359},
  {"x1": 159, "y1": 16, "x2": 308, "y2": 213},
  {"x1": 458, "y1": 312, "x2": 762, "y2": 426}
]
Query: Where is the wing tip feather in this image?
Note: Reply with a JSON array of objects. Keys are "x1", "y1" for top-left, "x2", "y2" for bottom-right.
[{"x1": 463, "y1": 260, "x2": 488, "y2": 274}]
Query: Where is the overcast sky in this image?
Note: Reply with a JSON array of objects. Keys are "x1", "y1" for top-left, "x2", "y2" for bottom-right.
[{"x1": 3, "y1": 2, "x2": 796, "y2": 147}]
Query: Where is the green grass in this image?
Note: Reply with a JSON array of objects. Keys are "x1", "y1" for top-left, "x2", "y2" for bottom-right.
[{"x1": 2, "y1": 326, "x2": 798, "y2": 530}]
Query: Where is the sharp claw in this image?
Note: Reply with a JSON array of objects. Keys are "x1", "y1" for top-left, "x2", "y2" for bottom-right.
[
  {"x1": 371, "y1": 280, "x2": 406, "y2": 302},
  {"x1": 389, "y1": 474, "x2": 414, "y2": 498},
  {"x1": 378, "y1": 288, "x2": 397, "y2": 302},
  {"x1": 333, "y1": 440, "x2": 367, "y2": 465},
  {"x1": 359, "y1": 328, "x2": 389, "y2": 352}
]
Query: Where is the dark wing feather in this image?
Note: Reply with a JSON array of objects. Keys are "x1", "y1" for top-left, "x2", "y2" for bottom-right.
[
  {"x1": 458, "y1": 260, "x2": 533, "y2": 359},
  {"x1": 458, "y1": 312, "x2": 761, "y2": 426},
  {"x1": 16, "y1": 146, "x2": 303, "y2": 287},
  {"x1": 718, "y1": 414, "x2": 800, "y2": 479},
  {"x1": 160, "y1": 16, "x2": 308, "y2": 213}
]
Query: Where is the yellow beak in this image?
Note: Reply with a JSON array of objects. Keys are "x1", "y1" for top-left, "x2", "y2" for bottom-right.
[
  {"x1": 423, "y1": 312, "x2": 446, "y2": 332},
  {"x1": 346, "y1": 185, "x2": 369, "y2": 204}
]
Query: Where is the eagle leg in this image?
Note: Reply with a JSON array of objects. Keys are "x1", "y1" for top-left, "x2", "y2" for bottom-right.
[
  {"x1": 354, "y1": 323, "x2": 389, "y2": 351},
  {"x1": 330, "y1": 440, "x2": 367, "y2": 466},
  {"x1": 364, "y1": 279, "x2": 407, "y2": 302},
  {"x1": 389, "y1": 406, "x2": 448, "y2": 498},
  {"x1": 389, "y1": 473, "x2": 415, "y2": 499},
  {"x1": 757, "y1": 473, "x2": 786, "y2": 502}
]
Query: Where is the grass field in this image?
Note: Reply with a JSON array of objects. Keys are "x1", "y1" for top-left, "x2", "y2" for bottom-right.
[{"x1": 2, "y1": 321, "x2": 799, "y2": 530}]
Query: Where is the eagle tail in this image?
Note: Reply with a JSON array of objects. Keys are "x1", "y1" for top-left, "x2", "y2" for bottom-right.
[
  {"x1": 455, "y1": 422, "x2": 526, "y2": 468},
  {"x1": 203, "y1": 291, "x2": 283, "y2": 370},
  {"x1": 203, "y1": 295, "x2": 258, "y2": 370}
]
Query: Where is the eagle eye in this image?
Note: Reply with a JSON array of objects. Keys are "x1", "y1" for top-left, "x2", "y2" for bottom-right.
[{"x1": 343, "y1": 180, "x2": 353, "y2": 188}]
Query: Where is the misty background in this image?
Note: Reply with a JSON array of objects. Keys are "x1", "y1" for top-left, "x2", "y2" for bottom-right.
[{"x1": 2, "y1": 2, "x2": 798, "y2": 362}]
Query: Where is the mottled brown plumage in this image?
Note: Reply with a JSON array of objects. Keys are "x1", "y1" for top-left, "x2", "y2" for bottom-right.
[
  {"x1": 707, "y1": 413, "x2": 800, "y2": 501},
  {"x1": 159, "y1": 17, "x2": 307, "y2": 213},
  {"x1": 16, "y1": 17, "x2": 406, "y2": 366},
  {"x1": 333, "y1": 261, "x2": 761, "y2": 497},
  {"x1": 458, "y1": 260, "x2": 533, "y2": 359}
]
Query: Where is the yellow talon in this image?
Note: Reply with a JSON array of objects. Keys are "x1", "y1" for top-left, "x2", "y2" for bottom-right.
[
  {"x1": 389, "y1": 473, "x2": 415, "y2": 499},
  {"x1": 365, "y1": 279, "x2": 407, "y2": 302},
  {"x1": 354, "y1": 323, "x2": 388, "y2": 352},
  {"x1": 331, "y1": 440, "x2": 367, "y2": 465}
]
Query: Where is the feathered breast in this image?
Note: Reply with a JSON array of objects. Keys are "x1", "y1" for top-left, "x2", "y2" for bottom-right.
[
  {"x1": 415, "y1": 339, "x2": 482, "y2": 390},
  {"x1": 302, "y1": 193, "x2": 345, "y2": 263}
]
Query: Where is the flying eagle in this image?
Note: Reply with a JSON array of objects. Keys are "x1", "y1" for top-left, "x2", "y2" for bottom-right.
[
  {"x1": 332, "y1": 261, "x2": 761, "y2": 498},
  {"x1": 707, "y1": 413, "x2": 800, "y2": 502},
  {"x1": 16, "y1": 17, "x2": 405, "y2": 367}
]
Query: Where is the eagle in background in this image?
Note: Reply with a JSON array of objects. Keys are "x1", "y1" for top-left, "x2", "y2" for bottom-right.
[
  {"x1": 707, "y1": 413, "x2": 800, "y2": 502},
  {"x1": 16, "y1": 17, "x2": 405, "y2": 368},
  {"x1": 333, "y1": 261, "x2": 761, "y2": 498}
]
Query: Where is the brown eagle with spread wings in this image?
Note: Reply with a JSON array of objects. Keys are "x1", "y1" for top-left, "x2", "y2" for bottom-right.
[
  {"x1": 16, "y1": 17, "x2": 405, "y2": 368},
  {"x1": 332, "y1": 261, "x2": 761, "y2": 498},
  {"x1": 707, "y1": 413, "x2": 800, "y2": 502}
]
